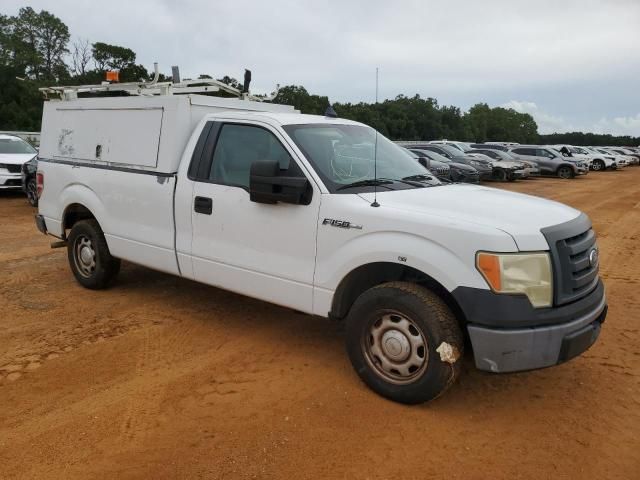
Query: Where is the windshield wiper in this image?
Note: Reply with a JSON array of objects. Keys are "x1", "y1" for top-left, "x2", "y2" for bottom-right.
[
  {"x1": 402, "y1": 174, "x2": 442, "y2": 186},
  {"x1": 336, "y1": 179, "x2": 395, "y2": 191},
  {"x1": 402, "y1": 174, "x2": 434, "y2": 182}
]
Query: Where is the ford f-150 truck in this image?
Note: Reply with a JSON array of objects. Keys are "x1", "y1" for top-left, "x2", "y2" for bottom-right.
[{"x1": 35, "y1": 93, "x2": 607, "y2": 404}]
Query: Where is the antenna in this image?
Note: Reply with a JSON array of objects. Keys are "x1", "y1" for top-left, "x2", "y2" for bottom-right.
[
  {"x1": 371, "y1": 129, "x2": 380, "y2": 207},
  {"x1": 371, "y1": 66, "x2": 380, "y2": 207}
]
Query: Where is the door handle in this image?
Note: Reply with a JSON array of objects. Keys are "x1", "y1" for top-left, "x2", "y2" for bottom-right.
[{"x1": 194, "y1": 196, "x2": 212, "y2": 215}]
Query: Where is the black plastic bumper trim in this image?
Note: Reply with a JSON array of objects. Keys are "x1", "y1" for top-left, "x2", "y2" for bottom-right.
[{"x1": 452, "y1": 279, "x2": 605, "y2": 329}]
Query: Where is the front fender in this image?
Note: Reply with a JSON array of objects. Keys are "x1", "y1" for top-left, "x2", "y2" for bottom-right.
[{"x1": 319, "y1": 231, "x2": 485, "y2": 293}]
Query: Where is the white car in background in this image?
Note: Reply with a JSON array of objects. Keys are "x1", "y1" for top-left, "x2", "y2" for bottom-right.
[
  {"x1": 598, "y1": 147, "x2": 633, "y2": 167},
  {"x1": 0, "y1": 134, "x2": 38, "y2": 190},
  {"x1": 605, "y1": 147, "x2": 640, "y2": 166},
  {"x1": 581, "y1": 146, "x2": 618, "y2": 171},
  {"x1": 551, "y1": 145, "x2": 594, "y2": 168}
]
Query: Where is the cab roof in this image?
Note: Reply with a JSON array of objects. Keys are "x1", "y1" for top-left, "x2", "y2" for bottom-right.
[{"x1": 209, "y1": 111, "x2": 365, "y2": 127}]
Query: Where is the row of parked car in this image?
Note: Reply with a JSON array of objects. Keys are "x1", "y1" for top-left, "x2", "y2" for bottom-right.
[
  {"x1": 2, "y1": 132, "x2": 640, "y2": 209},
  {"x1": 396, "y1": 140, "x2": 640, "y2": 183}
]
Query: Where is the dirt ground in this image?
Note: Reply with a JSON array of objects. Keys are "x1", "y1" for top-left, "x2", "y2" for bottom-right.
[{"x1": 1, "y1": 169, "x2": 639, "y2": 479}]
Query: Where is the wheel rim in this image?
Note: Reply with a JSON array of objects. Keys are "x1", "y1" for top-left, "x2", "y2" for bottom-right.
[
  {"x1": 362, "y1": 311, "x2": 428, "y2": 385},
  {"x1": 27, "y1": 180, "x2": 37, "y2": 204},
  {"x1": 73, "y1": 235, "x2": 96, "y2": 278},
  {"x1": 558, "y1": 167, "x2": 572, "y2": 179},
  {"x1": 593, "y1": 161, "x2": 603, "y2": 171}
]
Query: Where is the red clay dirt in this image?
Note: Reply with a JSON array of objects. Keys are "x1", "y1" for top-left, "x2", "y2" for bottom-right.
[{"x1": 0, "y1": 170, "x2": 639, "y2": 479}]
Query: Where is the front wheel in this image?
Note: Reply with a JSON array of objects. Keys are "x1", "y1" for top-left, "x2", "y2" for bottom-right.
[
  {"x1": 345, "y1": 282, "x2": 464, "y2": 404},
  {"x1": 591, "y1": 159, "x2": 605, "y2": 171},
  {"x1": 67, "y1": 219, "x2": 120, "y2": 289},
  {"x1": 492, "y1": 168, "x2": 508, "y2": 182},
  {"x1": 557, "y1": 166, "x2": 574, "y2": 179}
]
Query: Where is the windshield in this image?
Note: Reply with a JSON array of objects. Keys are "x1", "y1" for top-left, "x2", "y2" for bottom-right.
[
  {"x1": 412, "y1": 149, "x2": 451, "y2": 163},
  {"x1": 439, "y1": 143, "x2": 465, "y2": 153},
  {"x1": 283, "y1": 124, "x2": 440, "y2": 192},
  {"x1": 433, "y1": 144, "x2": 463, "y2": 157},
  {"x1": 0, "y1": 137, "x2": 37, "y2": 154}
]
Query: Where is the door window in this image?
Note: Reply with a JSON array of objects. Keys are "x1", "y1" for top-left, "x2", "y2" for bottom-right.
[
  {"x1": 208, "y1": 124, "x2": 300, "y2": 189},
  {"x1": 536, "y1": 149, "x2": 555, "y2": 158},
  {"x1": 512, "y1": 148, "x2": 534, "y2": 156}
]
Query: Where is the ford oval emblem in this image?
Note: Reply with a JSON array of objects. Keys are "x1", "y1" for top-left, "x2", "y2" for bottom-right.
[{"x1": 589, "y1": 248, "x2": 599, "y2": 268}]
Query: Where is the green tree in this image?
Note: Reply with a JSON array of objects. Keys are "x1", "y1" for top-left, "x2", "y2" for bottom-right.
[
  {"x1": 9, "y1": 7, "x2": 69, "y2": 80},
  {"x1": 92, "y1": 42, "x2": 136, "y2": 71},
  {"x1": 0, "y1": 65, "x2": 43, "y2": 130},
  {"x1": 273, "y1": 85, "x2": 329, "y2": 115}
]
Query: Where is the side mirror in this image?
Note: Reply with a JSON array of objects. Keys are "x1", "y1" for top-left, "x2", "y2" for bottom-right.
[{"x1": 249, "y1": 160, "x2": 312, "y2": 205}]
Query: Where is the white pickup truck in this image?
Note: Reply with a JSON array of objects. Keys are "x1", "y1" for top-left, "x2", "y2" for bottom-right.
[{"x1": 35, "y1": 94, "x2": 607, "y2": 404}]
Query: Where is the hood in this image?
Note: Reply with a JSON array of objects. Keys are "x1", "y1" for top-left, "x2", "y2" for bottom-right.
[
  {"x1": 0, "y1": 153, "x2": 37, "y2": 165},
  {"x1": 358, "y1": 184, "x2": 581, "y2": 251},
  {"x1": 494, "y1": 161, "x2": 524, "y2": 169},
  {"x1": 448, "y1": 162, "x2": 476, "y2": 171}
]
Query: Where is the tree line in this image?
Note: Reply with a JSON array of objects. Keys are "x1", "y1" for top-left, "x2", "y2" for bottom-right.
[{"x1": 1, "y1": 7, "x2": 638, "y2": 146}]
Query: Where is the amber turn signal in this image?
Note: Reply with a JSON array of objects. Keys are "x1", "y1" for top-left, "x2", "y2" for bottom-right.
[{"x1": 477, "y1": 253, "x2": 501, "y2": 291}]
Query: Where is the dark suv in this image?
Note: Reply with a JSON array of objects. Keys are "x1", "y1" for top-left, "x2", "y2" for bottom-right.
[
  {"x1": 401, "y1": 143, "x2": 493, "y2": 180},
  {"x1": 409, "y1": 149, "x2": 480, "y2": 183}
]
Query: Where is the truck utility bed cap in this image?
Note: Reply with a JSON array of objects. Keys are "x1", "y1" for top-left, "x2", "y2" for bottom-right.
[{"x1": 39, "y1": 95, "x2": 298, "y2": 174}]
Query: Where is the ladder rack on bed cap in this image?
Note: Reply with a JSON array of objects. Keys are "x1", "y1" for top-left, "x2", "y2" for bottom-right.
[{"x1": 39, "y1": 63, "x2": 279, "y2": 102}]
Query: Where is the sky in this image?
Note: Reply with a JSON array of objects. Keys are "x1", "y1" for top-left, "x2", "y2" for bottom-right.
[{"x1": 4, "y1": 0, "x2": 640, "y2": 135}]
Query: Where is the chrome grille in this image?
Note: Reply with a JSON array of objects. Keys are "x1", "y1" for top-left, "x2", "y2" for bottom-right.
[{"x1": 542, "y1": 214, "x2": 599, "y2": 306}]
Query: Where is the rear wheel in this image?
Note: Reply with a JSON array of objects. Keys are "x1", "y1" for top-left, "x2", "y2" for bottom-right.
[
  {"x1": 345, "y1": 282, "x2": 463, "y2": 404},
  {"x1": 592, "y1": 159, "x2": 605, "y2": 171},
  {"x1": 67, "y1": 219, "x2": 120, "y2": 289},
  {"x1": 25, "y1": 178, "x2": 38, "y2": 207},
  {"x1": 557, "y1": 166, "x2": 574, "y2": 179}
]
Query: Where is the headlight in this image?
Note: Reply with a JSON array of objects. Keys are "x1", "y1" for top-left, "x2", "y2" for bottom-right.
[
  {"x1": 476, "y1": 252, "x2": 553, "y2": 308},
  {"x1": 469, "y1": 160, "x2": 484, "y2": 168}
]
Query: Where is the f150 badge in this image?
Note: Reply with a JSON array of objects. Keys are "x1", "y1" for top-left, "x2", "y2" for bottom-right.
[{"x1": 322, "y1": 218, "x2": 363, "y2": 230}]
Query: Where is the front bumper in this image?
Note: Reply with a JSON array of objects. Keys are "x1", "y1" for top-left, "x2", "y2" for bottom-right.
[
  {"x1": 0, "y1": 173, "x2": 22, "y2": 189},
  {"x1": 477, "y1": 169, "x2": 494, "y2": 181},
  {"x1": 451, "y1": 169, "x2": 480, "y2": 184},
  {"x1": 453, "y1": 279, "x2": 607, "y2": 373}
]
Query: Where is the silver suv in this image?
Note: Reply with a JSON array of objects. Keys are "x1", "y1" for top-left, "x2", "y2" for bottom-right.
[{"x1": 507, "y1": 146, "x2": 588, "y2": 179}]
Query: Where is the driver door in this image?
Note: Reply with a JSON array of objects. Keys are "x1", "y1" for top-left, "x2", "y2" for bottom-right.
[{"x1": 188, "y1": 121, "x2": 321, "y2": 313}]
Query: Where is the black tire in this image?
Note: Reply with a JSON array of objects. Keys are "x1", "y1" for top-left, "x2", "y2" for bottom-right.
[
  {"x1": 592, "y1": 159, "x2": 605, "y2": 171},
  {"x1": 493, "y1": 168, "x2": 508, "y2": 182},
  {"x1": 67, "y1": 219, "x2": 120, "y2": 289},
  {"x1": 345, "y1": 282, "x2": 464, "y2": 404},
  {"x1": 557, "y1": 165, "x2": 574, "y2": 179},
  {"x1": 25, "y1": 177, "x2": 38, "y2": 207}
]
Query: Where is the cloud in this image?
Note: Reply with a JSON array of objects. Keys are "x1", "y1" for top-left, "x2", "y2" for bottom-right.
[
  {"x1": 503, "y1": 101, "x2": 640, "y2": 136},
  {"x1": 593, "y1": 114, "x2": 640, "y2": 137},
  {"x1": 501, "y1": 101, "x2": 573, "y2": 134}
]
